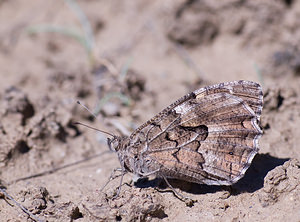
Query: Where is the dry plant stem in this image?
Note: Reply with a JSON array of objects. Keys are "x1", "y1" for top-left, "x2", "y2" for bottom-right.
[
  {"x1": 9, "y1": 152, "x2": 110, "y2": 185},
  {"x1": 174, "y1": 43, "x2": 205, "y2": 78},
  {"x1": 0, "y1": 188, "x2": 44, "y2": 222}
]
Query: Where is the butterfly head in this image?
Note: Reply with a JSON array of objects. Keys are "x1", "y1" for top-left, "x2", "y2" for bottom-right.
[
  {"x1": 107, "y1": 135, "x2": 136, "y2": 173},
  {"x1": 107, "y1": 135, "x2": 128, "y2": 152}
]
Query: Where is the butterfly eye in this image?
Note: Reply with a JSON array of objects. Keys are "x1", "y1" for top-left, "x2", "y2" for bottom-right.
[
  {"x1": 107, "y1": 137, "x2": 118, "y2": 152},
  {"x1": 107, "y1": 138, "x2": 113, "y2": 151}
]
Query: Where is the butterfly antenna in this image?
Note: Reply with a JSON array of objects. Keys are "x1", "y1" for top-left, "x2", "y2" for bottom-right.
[
  {"x1": 74, "y1": 122, "x2": 115, "y2": 137},
  {"x1": 77, "y1": 101, "x2": 98, "y2": 120},
  {"x1": 76, "y1": 101, "x2": 115, "y2": 137}
]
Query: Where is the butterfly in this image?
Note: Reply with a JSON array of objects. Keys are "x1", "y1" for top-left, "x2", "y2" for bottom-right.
[{"x1": 106, "y1": 80, "x2": 263, "y2": 197}]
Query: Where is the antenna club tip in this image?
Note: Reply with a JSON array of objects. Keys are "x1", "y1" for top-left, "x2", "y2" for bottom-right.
[{"x1": 77, "y1": 101, "x2": 81, "y2": 104}]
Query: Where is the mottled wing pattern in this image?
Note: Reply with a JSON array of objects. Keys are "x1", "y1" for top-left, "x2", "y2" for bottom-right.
[{"x1": 130, "y1": 80, "x2": 263, "y2": 185}]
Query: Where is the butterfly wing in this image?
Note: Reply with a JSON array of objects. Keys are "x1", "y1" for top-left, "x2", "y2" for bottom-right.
[{"x1": 129, "y1": 80, "x2": 263, "y2": 185}]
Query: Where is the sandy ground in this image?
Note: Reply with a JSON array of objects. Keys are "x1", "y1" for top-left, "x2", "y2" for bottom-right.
[{"x1": 0, "y1": 0, "x2": 300, "y2": 221}]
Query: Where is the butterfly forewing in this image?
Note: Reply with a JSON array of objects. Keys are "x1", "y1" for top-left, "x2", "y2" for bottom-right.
[{"x1": 123, "y1": 80, "x2": 263, "y2": 186}]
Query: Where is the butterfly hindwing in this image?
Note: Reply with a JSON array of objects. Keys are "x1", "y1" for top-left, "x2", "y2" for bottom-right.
[{"x1": 127, "y1": 80, "x2": 263, "y2": 185}]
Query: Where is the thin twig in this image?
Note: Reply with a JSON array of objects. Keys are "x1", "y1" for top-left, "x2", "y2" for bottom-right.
[
  {"x1": 0, "y1": 188, "x2": 44, "y2": 222},
  {"x1": 94, "y1": 92, "x2": 131, "y2": 116},
  {"x1": 253, "y1": 62, "x2": 265, "y2": 87},
  {"x1": 9, "y1": 151, "x2": 111, "y2": 185},
  {"x1": 174, "y1": 43, "x2": 205, "y2": 78}
]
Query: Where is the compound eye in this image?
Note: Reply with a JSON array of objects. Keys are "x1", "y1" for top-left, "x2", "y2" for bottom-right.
[
  {"x1": 107, "y1": 137, "x2": 120, "y2": 152},
  {"x1": 107, "y1": 138, "x2": 113, "y2": 151}
]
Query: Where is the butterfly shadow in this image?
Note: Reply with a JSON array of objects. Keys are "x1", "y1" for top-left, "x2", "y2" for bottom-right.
[
  {"x1": 134, "y1": 176, "x2": 225, "y2": 195},
  {"x1": 230, "y1": 153, "x2": 289, "y2": 194},
  {"x1": 134, "y1": 153, "x2": 289, "y2": 196}
]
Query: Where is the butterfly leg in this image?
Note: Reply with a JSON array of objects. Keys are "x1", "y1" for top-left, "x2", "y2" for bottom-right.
[
  {"x1": 136, "y1": 169, "x2": 194, "y2": 204},
  {"x1": 113, "y1": 169, "x2": 127, "y2": 199},
  {"x1": 161, "y1": 176, "x2": 195, "y2": 206},
  {"x1": 137, "y1": 168, "x2": 160, "y2": 178},
  {"x1": 100, "y1": 168, "x2": 124, "y2": 193}
]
